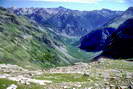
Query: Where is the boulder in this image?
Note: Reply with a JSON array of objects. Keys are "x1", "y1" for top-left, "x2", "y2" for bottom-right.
[{"x1": 6, "y1": 84, "x2": 17, "y2": 89}]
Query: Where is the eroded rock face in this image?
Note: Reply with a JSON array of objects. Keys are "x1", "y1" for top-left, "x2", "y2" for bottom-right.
[{"x1": 103, "y1": 18, "x2": 133, "y2": 58}]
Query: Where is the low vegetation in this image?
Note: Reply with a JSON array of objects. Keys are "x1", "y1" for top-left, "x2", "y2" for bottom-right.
[{"x1": 0, "y1": 78, "x2": 44, "y2": 89}]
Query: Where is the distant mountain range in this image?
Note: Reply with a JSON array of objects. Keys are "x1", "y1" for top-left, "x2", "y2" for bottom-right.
[{"x1": 8, "y1": 6, "x2": 123, "y2": 37}]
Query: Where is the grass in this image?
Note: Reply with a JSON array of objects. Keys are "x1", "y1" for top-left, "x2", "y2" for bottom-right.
[
  {"x1": 34, "y1": 73, "x2": 101, "y2": 83},
  {"x1": 0, "y1": 78, "x2": 45, "y2": 89},
  {"x1": 91, "y1": 59, "x2": 133, "y2": 72},
  {"x1": 0, "y1": 8, "x2": 71, "y2": 69},
  {"x1": 0, "y1": 59, "x2": 133, "y2": 89},
  {"x1": 0, "y1": 78, "x2": 16, "y2": 89},
  {"x1": 66, "y1": 45, "x2": 94, "y2": 62}
]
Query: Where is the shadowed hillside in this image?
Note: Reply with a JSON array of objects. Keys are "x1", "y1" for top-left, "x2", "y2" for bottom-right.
[
  {"x1": 79, "y1": 27, "x2": 116, "y2": 52},
  {"x1": 103, "y1": 18, "x2": 133, "y2": 59},
  {"x1": 79, "y1": 7, "x2": 133, "y2": 60}
]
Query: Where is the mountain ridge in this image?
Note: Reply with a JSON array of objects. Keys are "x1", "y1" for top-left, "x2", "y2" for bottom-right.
[
  {"x1": 103, "y1": 7, "x2": 133, "y2": 28},
  {"x1": 8, "y1": 6, "x2": 123, "y2": 37}
]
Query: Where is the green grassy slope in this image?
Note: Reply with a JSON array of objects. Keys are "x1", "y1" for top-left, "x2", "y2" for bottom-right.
[
  {"x1": 0, "y1": 7, "x2": 92, "y2": 69},
  {"x1": 0, "y1": 78, "x2": 45, "y2": 89},
  {"x1": 0, "y1": 8, "x2": 61, "y2": 69}
]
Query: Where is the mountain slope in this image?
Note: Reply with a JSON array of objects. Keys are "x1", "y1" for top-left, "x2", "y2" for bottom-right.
[
  {"x1": 104, "y1": 7, "x2": 133, "y2": 28},
  {"x1": 79, "y1": 27, "x2": 116, "y2": 52},
  {"x1": 102, "y1": 18, "x2": 133, "y2": 59},
  {"x1": 79, "y1": 7, "x2": 133, "y2": 53},
  {"x1": 0, "y1": 7, "x2": 92, "y2": 69},
  {"x1": 9, "y1": 7, "x2": 122, "y2": 37}
]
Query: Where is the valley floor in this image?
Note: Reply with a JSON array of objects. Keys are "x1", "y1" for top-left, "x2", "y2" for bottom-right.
[{"x1": 0, "y1": 58, "x2": 133, "y2": 89}]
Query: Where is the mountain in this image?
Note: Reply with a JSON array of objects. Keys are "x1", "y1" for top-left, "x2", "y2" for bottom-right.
[
  {"x1": 8, "y1": 7, "x2": 122, "y2": 37},
  {"x1": 79, "y1": 27, "x2": 116, "y2": 52},
  {"x1": 79, "y1": 7, "x2": 133, "y2": 52},
  {"x1": 0, "y1": 7, "x2": 92, "y2": 69},
  {"x1": 104, "y1": 7, "x2": 133, "y2": 28},
  {"x1": 102, "y1": 18, "x2": 133, "y2": 59}
]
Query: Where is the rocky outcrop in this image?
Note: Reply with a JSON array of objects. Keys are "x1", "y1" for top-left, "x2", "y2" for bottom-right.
[{"x1": 6, "y1": 84, "x2": 17, "y2": 89}]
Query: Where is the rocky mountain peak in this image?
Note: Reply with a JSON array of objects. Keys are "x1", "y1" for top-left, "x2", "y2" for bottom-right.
[
  {"x1": 127, "y1": 7, "x2": 133, "y2": 11},
  {"x1": 58, "y1": 6, "x2": 66, "y2": 9},
  {"x1": 124, "y1": 7, "x2": 133, "y2": 14},
  {"x1": 101, "y1": 8, "x2": 112, "y2": 12}
]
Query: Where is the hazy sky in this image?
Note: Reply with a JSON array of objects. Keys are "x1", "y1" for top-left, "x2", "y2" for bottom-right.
[{"x1": 0, "y1": 0, "x2": 132, "y2": 11}]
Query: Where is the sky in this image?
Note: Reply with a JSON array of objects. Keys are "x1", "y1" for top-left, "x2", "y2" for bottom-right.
[{"x1": 0, "y1": 0, "x2": 132, "y2": 11}]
